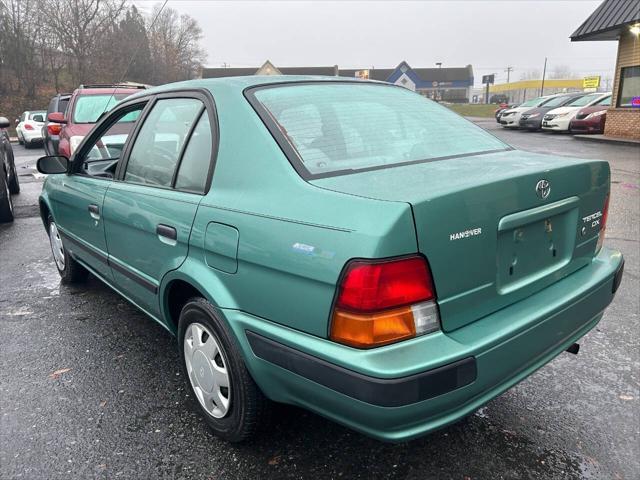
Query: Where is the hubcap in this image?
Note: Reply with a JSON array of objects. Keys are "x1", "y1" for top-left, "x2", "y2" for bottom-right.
[
  {"x1": 184, "y1": 322, "x2": 231, "y2": 418},
  {"x1": 49, "y1": 222, "x2": 65, "y2": 270}
]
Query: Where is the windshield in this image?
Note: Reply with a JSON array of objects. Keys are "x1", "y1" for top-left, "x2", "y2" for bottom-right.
[
  {"x1": 520, "y1": 97, "x2": 549, "y2": 107},
  {"x1": 253, "y1": 83, "x2": 509, "y2": 178},
  {"x1": 595, "y1": 95, "x2": 611, "y2": 106},
  {"x1": 567, "y1": 93, "x2": 602, "y2": 107},
  {"x1": 73, "y1": 93, "x2": 131, "y2": 123},
  {"x1": 543, "y1": 95, "x2": 581, "y2": 108}
]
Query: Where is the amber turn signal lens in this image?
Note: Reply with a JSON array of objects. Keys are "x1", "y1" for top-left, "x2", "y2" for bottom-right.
[{"x1": 330, "y1": 305, "x2": 416, "y2": 348}]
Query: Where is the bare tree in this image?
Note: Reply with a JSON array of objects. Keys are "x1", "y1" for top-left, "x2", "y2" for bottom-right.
[
  {"x1": 43, "y1": 0, "x2": 126, "y2": 84},
  {"x1": 549, "y1": 64, "x2": 573, "y2": 79},
  {"x1": 519, "y1": 69, "x2": 542, "y2": 81}
]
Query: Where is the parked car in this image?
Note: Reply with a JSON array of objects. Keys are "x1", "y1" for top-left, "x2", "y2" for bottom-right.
[
  {"x1": 49, "y1": 84, "x2": 146, "y2": 158},
  {"x1": 0, "y1": 115, "x2": 19, "y2": 222},
  {"x1": 542, "y1": 93, "x2": 611, "y2": 132},
  {"x1": 570, "y1": 95, "x2": 612, "y2": 134},
  {"x1": 494, "y1": 103, "x2": 518, "y2": 123},
  {"x1": 36, "y1": 77, "x2": 624, "y2": 443},
  {"x1": 519, "y1": 93, "x2": 587, "y2": 131},
  {"x1": 15, "y1": 110, "x2": 46, "y2": 148},
  {"x1": 498, "y1": 94, "x2": 562, "y2": 128},
  {"x1": 42, "y1": 93, "x2": 71, "y2": 155}
]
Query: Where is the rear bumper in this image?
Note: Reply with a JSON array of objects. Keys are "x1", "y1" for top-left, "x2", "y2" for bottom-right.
[
  {"x1": 21, "y1": 129, "x2": 43, "y2": 142},
  {"x1": 226, "y1": 248, "x2": 623, "y2": 442}
]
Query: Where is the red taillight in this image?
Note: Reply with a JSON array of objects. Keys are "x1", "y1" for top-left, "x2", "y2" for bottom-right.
[
  {"x1": 24, "y1": 123, "x2": 34, "y2": 130},
  {"x1": 330, "y1": 256, "x2": 440, "y2": 348},
  {"x1": 596, "y1": 194, "x2": 610, "y2": 252},
  {"x1": 336, "y1": 257, "x2": 435, "y2": 312},
  {"x1": 47, "y1": 124, "x2": 62, "y2": 135}
]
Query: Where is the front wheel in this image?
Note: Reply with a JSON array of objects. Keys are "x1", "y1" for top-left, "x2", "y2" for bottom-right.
[
  {"x1": 178, "y1": 298, "x2": 270, "y2": 442},
  {"x1": 47, "y1": 215, "x2": 88, "y2": 284}
]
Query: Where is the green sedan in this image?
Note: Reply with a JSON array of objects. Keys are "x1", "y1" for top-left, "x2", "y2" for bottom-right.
[{"x1": 37, "y1": 76, "x2": 624, "y2": 442}]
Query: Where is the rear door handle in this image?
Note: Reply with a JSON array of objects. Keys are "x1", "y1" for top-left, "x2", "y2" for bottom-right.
[
  {"x1": 156, "y1": 224, "x2": 177, "y2": 245},
  {"x1": 88, "y1": 204, "x2": 100, "y2": 220}
]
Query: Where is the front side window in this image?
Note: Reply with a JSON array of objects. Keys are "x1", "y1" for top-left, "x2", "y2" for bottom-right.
[
  {"x1": 77, "y1": 104, "x2": 145, "y2": 179},
  {"x1": 617, "y1": 66, "x2": 640, "y2": 107},
  {"x1": 596, "y1": 95, "x2": 611, "y2": 106},
  {"x1": 252, "y1": 83, "x2": 508, "y2": 177},
  {"x1": 124, "y1": 98, "x2": 203, "y2": 187},
  {"x1": 73, "y1": 93, "x2": 131, "y2": 123}
]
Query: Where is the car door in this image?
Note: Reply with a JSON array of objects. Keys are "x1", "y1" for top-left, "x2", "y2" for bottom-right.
[
  {"x1": 50, "y1": 101, "x2": 148, "y2": 280},
  {"x1": 102, "y1": 92, "x2": 216, "y2": 317}
]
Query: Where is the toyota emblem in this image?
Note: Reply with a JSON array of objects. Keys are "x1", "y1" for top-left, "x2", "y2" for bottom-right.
[{"x1": 535, "y1": 179, "x2": 550, "y2": 199}]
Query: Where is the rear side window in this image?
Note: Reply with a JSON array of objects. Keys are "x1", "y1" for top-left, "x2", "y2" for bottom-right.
[
  {"x1": 125, "y1": 98, "x2": 203, "y2": 187},
  {"x1": 58, "y1": 98, "x2": 70, "y2": 114},
  {"x1": 175, "y1": 112, "x2": 212, "y2": 193},
  {"x1": 251, "y1": 83, "x2": 508, "y2": 178}
]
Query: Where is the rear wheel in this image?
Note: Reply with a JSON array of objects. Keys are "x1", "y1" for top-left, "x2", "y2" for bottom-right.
[
  {"x1": 0, "y1": 170, "x2": 14, "y2": 223},
  {"x1": 178, "y1": 297, "x2": 270, "y2": 442},
  {"x1": 47, "y1": 215, "x2": 88, "y2": 283},
  {"x1": 17, "y1": 132, "x2": 23, "y2": 145}
]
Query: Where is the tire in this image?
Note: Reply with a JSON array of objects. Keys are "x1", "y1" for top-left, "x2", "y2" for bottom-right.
[
  {"x1": 24, "y1": 139, "x2": 30, "y2": 149},
  {"x1": 17, "y1": 132, "x2": 23, "y2": 145},
  {"x1": 178, "y1": 297, "x2": 270, "y2": 442},
  {"x1": 7, "y1": 157, "x2": 20, "y2": 194},
  {"x1": 47, "y1": 215, "x2": 89, "y2": 284},
  {"x1": 0, "y1": 170, "x2": 14, "y2": 223}
]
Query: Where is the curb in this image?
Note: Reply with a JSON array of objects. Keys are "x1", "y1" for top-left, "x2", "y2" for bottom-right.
[{"x1": 572, "y1": 134, "x2": 640, "y2": 148}]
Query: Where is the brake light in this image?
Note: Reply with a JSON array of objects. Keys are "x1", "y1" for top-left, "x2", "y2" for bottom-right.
[
  {"x1": 24, "y1": 123, "x2": 34, "y2": 130},
  {"x1": 47, "y1": 124, "x2": 62, "y2": 135},
  {"x1": 330, "y1": 256, "x2": 440, "y2": 348},
  {"x1": 596, "y1": 194, "x2": 610, "y2": 253}
]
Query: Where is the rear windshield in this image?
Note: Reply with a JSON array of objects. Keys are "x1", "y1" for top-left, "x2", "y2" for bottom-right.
[
  {"x1": 73, "y1": 93, "x2": 131, "y2": 123},
  {"x1": 252, "y1": 83, "x2": 508, "y2": 178},
  {"x1": 28, "y1": 111, "x2": 46, "y2": 121},
  {"x1": 543, "y1": 95, "x2": 582, "y2": 108}
]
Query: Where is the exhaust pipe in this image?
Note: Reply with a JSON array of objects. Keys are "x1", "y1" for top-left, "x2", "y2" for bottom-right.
[{"x1": 566, "y1": 343, "x2": 580, "y2": 355}]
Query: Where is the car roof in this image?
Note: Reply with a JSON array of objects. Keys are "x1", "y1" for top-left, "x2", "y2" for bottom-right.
[
  {"x1": 74, "y1": 87, "x2": 145, "y2": 95},
  {"x1": 123, "y1": 75, "x2": 379, "y2": 101}
]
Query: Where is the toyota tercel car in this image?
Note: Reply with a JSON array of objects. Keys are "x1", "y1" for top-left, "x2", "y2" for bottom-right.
[{"x1": 36, "y1": 76, "x2": 624, "y2": 443}]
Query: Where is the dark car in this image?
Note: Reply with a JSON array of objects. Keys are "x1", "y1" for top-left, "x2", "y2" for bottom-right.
[
  {"x1": 0, "y1": 116, "x2": 20, "y2": 222},
  {"x1": 518, "y1": 93, "x2": 586, "y2": 131},
  {"x1": 495, "y1": 103, "x2": 518, "y2": 123},
  {"x1": 42, "y1": 93, "x2": 71, "y2": 155},
  {"x1": 570, "y1": 95, "x2": 611, "y2": 134}
]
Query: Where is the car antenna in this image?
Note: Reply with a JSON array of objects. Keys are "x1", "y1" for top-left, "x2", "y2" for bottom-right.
[{"x1": 100, "y1": 0, "x2": 169, "y2": 117}]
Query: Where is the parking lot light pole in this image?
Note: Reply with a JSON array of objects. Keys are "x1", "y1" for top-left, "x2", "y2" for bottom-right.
[{"x1": 540, "y1": 57, "x2": 547, "y2": 96}]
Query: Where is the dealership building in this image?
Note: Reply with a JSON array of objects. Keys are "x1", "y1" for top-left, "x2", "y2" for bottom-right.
[
  {"x1": 571, "y1": 0, "x2": 640, "y2": 139},
  {"x1": 202, "y1": 60, "x2": 474, "y2": 102}
]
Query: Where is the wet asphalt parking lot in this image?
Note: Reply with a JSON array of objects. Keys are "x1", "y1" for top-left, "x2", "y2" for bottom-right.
[{"x1": 1, "y1": 122, "x2": 638, "y2": 479}]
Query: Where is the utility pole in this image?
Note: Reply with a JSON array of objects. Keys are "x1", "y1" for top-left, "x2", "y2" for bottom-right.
[
  {"x1": 505, "y1": 66, "x2": 513, "y2": 84},
  {"x1": 540, "y1": 57, "x2": 547, "y2": 96}
]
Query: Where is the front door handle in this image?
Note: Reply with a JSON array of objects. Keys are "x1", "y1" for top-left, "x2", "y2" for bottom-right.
[
  {"x1": 156, "y1": 224, "x2": 177, "y2": 246},
  {"x1": 88, "y1": 204, "x2": 100, "y2": 220}
]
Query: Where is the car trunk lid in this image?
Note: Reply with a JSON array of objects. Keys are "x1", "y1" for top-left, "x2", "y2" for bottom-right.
[{"x1": 312, "y1": 149, "x2": 610, "y2": 332}]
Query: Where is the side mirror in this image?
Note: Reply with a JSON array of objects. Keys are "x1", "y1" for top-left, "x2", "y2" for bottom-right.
[
  {"x1": 37, "y1": 155, "x2": 69, "y2": 174},
  {"x1": 48, "y1": 112, "x2": 66, "y2": 124},
  {"x1": 0, "y1": 117, "x2": 9, "y2": 129}
]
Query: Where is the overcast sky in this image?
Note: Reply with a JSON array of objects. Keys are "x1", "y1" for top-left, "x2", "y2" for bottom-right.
[{"x1": 132, "y1": 0, "x2": 618, "y2": 87}]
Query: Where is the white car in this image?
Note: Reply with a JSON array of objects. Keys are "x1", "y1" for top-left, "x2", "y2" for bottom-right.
[
  {"x1": 542, "y1": 92, "x2": 611, "y2": 132},
  {"x1": 499, "y1": 94, "x2": 563, "y2": 128},
  {"x1": 16, "y1": 110, "x2": 46, "y2": 148}
]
